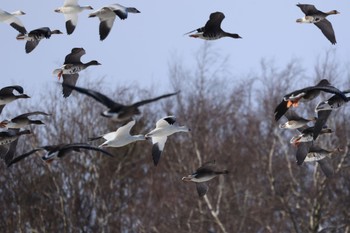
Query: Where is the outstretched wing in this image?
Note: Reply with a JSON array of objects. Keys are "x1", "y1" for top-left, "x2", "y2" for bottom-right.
[
  {"x1": 62, "y1": 74, "x2": 79, "y2": 98},
  {"x1": 132, "y1": 91, "x2": 179, "y2": 108},
  {"x1": 204, "y1": 12, "x2": 225, "y2": 33},
  {"x1": 64, "y1": 47, "x2": 85, "y2": 64},
  {"x1": 11, "y1": 111, "x2": 49, "y2": 121},
  {"x1": 274, "y1": 100, "x2": 289, "y2": 121},
  {"x1": 0, "y1": 85, "x2": 24, "y2": 95},
  {"x1": 313, "y1": 110, "x2": 332, "y2": 140},
  {"x1": 196, "y1": 182, "x2": 209, "y2": 197},
  {"x1": 7, "y1": 148, "x2": 43, "y2": 167},
  {"x1": 296, "y1": 4, "x2": 318, "y2": 15},
  {"x1": 315, "y1": 19, "x2": 336, "y2": 45},
  {"x1": 58, "y1": 143, "x2": 115, "y2": 158},
  {"x1": 61, "y1": 83, "x2": 119, "y2": 108}
]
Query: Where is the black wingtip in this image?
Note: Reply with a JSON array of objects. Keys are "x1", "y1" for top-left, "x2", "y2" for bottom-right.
[{"x1": 152, "y1": 143, "x2": 162, "y2": 166}]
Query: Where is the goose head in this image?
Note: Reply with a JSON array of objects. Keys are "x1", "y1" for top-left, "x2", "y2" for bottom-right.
[
  {"x1": 12, "y1": 11, "x2": 26, "y2": 16},
  {"x1": 86, "y1": 60, "x2": 101, "y2": 66},
  {"x1": 52, "y1": 29, "x2": 63, "y2": 35},
  {"x1": 327, "y1": 10, "x2": 340, "y2": 15}
]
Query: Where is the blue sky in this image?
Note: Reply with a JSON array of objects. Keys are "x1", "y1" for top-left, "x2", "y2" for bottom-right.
[{"x1": 1, "y1": 0, "x2": 349, "y2": 96}]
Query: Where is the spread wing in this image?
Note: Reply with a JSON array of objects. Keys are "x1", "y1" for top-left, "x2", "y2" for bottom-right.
[
  {"x1": 7, "y1": 148, "x2": 43, "y2": 167},
  {"x1": 274, "y1": 100, "x2": 289, "y2": 121},
  {"x1": 132, "y1": 91, "x2": 179, "y2": 108},
  {"x1": 315, "y1": 19, "x2": 336, "y2": 45},
  {"x1": 204, "y1": 12, "x2": 225, "y2": 33},
  {"x1": 296, "y1": 141, "x2": 313, "y2": 165},
  {"x1": 25, "y1": 40, "x2": 40, "y2": 53},
  {"x1": 0, "y1": 85, "x2": 24, "y2": 95},
  {"x1": 64, "y1": 47, "x2": 85, "y2": 64},
  {"x1": 62, "y1": 74, "x2": 79, "y2": 98},
  {"x1": 11, "y1": 111, "x2": 49, "y2": 121},
  {"x1": 151, "y1": 136, "x2": 167, "y2": 166},
  {"x1": 313, "y1": 110, "x2": 332, "y2": 140},
  {"x1": 296, "y1": 4, "x2": 318, "y2": 15},
  {"x1": 196, "y1": 182, "x2": 209, "y2": 197},
  {"x1": 58, "y1": 143, "x2": 115, "y2": 158}
]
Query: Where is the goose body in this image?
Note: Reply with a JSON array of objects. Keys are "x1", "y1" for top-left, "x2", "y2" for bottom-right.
[
  {"x1": 296, "y1": 4, "x2": 339, "y2": 44},
  {"x1": 90, "y1": 120, "x2": 145, "y2": 147},
  {"x1": 0, "y1": 85, "x2": 30, "y2": 114},
  {"x1": 182, "y1": 161, "x2": 228, "y2": 197},
  {"x1": 62, "y1": 83, "x2": 179, "y2": 121},
  {"x1": 16, "y1": 27, "x2": 63, "y2": 53},
  {"x1": 290, "y1": 126, "x2": 332, "y2": 145},
  {"x1": 53, "y1": 48, "x2": 101, "y2": 98},
  {"x1": 0, "y1": 129, "x2": 30, "y2": 146},
  {"x1": 54, "y1": 0, "x2": 93, "y2": 34},
  {"x1": 0, "y1": 9, "x2": 26, "y2": 34},
  {"x1": 89, "y1": 3, "x2": 140, "y2": 40},
  {"x1": 7, "y1": 143, "x2": 114, "y2": 167},
  {"x1": 185, "y1": 12, "x2": 241, "y2": 40},
  {"x1": 279, "y1": 111, "x2": 316, "y2": 129},
  {"x1": 146, "y1": 116, "x2": 190, "y2": 166},
  {"x1": 274, "y1": 79, "x2": 346, "y2": 121},
  {"x1": 0, "y1": 111, "x2": 49, "y2": 129}
]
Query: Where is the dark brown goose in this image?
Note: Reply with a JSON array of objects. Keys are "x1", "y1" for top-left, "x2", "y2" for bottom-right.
[{"x1": 0, "y1": 85, "x2": 30, "y2": 115}]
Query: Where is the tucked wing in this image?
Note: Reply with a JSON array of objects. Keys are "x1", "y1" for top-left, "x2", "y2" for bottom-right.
[
  {"x1": 64, "y1": 47, "x2": 85, "y2": 64},
  {"x1": 61, "y1": 83, "x2": 118, "y2": 108},
  {"x1": 196, "y1": 182, "x2": 209, "y2": 197},
  {"x1": 315, "y1": 19, "x2": 336, "y2": 45},
  {"x1": 151, "y1": 136, "x2": 167, "y2": 166},
  {"x1": 133, "y1": 91, "x2": 179, "y2": 108},
  {"x1": 62, "y1": 74, "x2": 79, "y2": 98}
]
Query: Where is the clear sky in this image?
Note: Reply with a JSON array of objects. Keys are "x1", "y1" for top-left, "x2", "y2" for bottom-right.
[{"x1": 1, "y1": 1, "x2": 349, "y2": 96}]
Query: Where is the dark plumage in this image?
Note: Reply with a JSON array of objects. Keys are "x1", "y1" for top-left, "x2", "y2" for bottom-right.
[
  {"x1": 0, "y1": 129, "x2": 30, "y2": 165},
  {"x1": 0, "y1": 111, "x2": 50, "y2": 129},
  {"x1": 16, "y1": 27, "x2": 63, "y2": 53},
  {"x1": 62, "y1": 83, "x2": 179, "y2": 122},
  {"x1": 296, "y1": 4, "x2": 339, "y2": 44},
  {"x1": 274, "y1": 79, "x2": 347, "y2": 121},
  {"x1": 185, "y1": 12, "x2": 241, "y2": 40},
  {"x1": 7, "y1": 143, "x2": 114, "y2": 167}
]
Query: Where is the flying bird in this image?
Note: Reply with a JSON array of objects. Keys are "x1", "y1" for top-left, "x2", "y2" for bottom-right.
[
  {"x1": 185, "y1": 12, "x2": 241, "y2": 40},
  {"x1": 182, "y1": 160, "x2": 228, "y2": 197},
  {"x1": 53, "y1": 48, "x2": 101, "y2": 98},
  {"x1": 16, "y1": 27, "x2": 63, "y2": 53},
  {"x1": 89, "y1": 120, "x2": 145, "y2": 147},
  {"x1": 145, "y1": 116, "x2": 190, "y2": 166},
  {"x1": 62, "y1": 83, "x2": 179, "y2": 121},
  {"x1": 0, "y1": 85, "x2": 30, "y2": 115},
  {"x1": 313, "y1": 91, "x2": 350, "y2": 140},
  {"x1": 0, "y1": 9, "x2": 26, "y2": 34},
  {"x1": 290, "y1": 126, "x2": 332, "y2": 146},
  {"x1": 296, "y1": 4, "x2": 339, "y2": 44},
  {"x1": 0, "y1": 111, "x2": 50, "y2": 129},
  {"x1": 54, "y1": 0, "x2": 93, "y2": 35},
  {"x1": 0, "y1": 129, "x2": 30, "y2": 165},
  {"x1": 7, "y1": 143, "x2": 114, "y2": 167},
  {"x1": 279, "y1": 110, "x2": 316, "y2": 130},
  {"x1": 88, "y1": 4, "x2": 140, "y2": 41},
  {"x1": 274, "y1": 79, "x2": 347, "y2": 121}
]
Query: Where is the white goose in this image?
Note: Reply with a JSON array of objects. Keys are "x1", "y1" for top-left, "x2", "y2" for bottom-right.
[
  {"x1": 88, "y1": 3, "x2": 140, "y2": 40},
  {"x1": 89, "y1": 120, "x2": 145, "y2": 148},
  {"x1": 54, "y1": 0, "x2": 93, "y2": 35},
  {"x1": 146, "y1": 116, "x2": 190, "y2": 166},
  {"x1": 0, "y1": 9, "x2": 26, "y2": 34}
]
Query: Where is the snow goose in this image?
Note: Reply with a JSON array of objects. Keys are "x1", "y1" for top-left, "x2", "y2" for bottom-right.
[
  {"x1": 0, "y1": 85, "x2": 30, "y2": 115},
  {"x1": 0, "y1": 111, "x2": 50, "y2": 129},
  {"x1": 182, "y1": 161, "x2": 228, "y2": 197},
  {"x1": 145, "y1": 116, "x2": 190, "y2": 166},
  {"x1": 279, "y1": 110, "x2": 316, "y2": 130},
  {"x1": 274, "y1": 79, "x2": 347, "y2": 122},
  {"x1": 16, "y1": 27, "x2": 63, "y2": 53},
  {"x1": 89, "y1": 120, "x2": 145, "y2": 147},
  {"x1": 0, "y1": 9, "x2": 26, "y2": 34},
  {"x1": 185, "y1": 12, "x2": 241, "y2": 40},
  {"x1": 7, "y1": 143, "x2": 114, "y2": 167},
  {"x1": 88, "y1": 3, "x2": 140, "y2": 40},
  {"x1": 53, "y1": 48, "x2": 101, "y2": 98},
  {"x1": 296, "y1": 4, "x2": 339, "y2": 44},
  {"x1": 62, "y1": 83, "x2": 179, "y2": 121},
  {"x1": 54, "y1": 0, "x2": 93, "y2": 35}
]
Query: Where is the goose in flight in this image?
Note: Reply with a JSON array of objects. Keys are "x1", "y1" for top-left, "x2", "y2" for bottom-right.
[
  {"x1": 16, "y1": 27, "x2": 63, "y2": 53},
  {"x1": 62, "y1": 83, "x2": 179, "y2": 121},
  {"x1": 279, "y1": 110, "x2": 316, "y2": 130},
  {"x1": 0, "y1": 129, "x2": 31, "y2": 165},
  {"x1": 296, "y1": 4, "x2": 339, "y2": 44},
  {"x1": 0, "y1": 85, "x2": 30, "y2": 115},
  {"x1": 7, "y1": 143, "x2": 114, "y2": 167},
  {"x1": 182, "y1": 161, "x2": 228, "y2": 197},
  {"x1": 89, "y1": 120, "x2": 145, "y2": 147},
  {"x1": 53, "y1": 48, "x2": 101, "y2": 98},
  {"x1": 185, "y1": 12, "x2": 241, "y2": 40},
  {"x1": 89, "y1": 3, "x2": 140, "y2": 41},
  {"x1": 146, "y1": 116, "x2": 190, "y2": 166},
  {"x1": 54, "y1": 0, "x2": 93, "y2": 35},
  {"x1": 0, "y1": 111, "x2": 50, "y2": 129},
  {"x1": 274, "y1": 79, "x2": 347, "y2": 122},
  {"x1": 0, "y1": 9, "x2": 26, "y2": 34}
]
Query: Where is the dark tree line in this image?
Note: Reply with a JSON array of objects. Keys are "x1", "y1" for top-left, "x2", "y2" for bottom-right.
[{"x1": 1, "y1": 47, "x2": 349, "y2": 233}]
